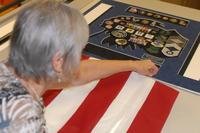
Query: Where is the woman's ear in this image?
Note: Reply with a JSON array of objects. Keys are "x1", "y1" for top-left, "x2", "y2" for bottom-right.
[{"x1": 52, "y1": 52, "x2": 64, "y2": 73}]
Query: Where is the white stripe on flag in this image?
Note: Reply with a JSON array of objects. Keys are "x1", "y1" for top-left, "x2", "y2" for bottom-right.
[
  {"x1": 92, "y1": 72, "x2": 155, "y2": 133},
  {"x1": 45, "y1": 80, "x2": 99, "y2": 133}
]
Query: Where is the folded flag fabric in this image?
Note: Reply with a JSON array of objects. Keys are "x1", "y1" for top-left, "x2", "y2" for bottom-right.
[{"x1": 43, "y1": 57, "x2": 179, "y2": 133}]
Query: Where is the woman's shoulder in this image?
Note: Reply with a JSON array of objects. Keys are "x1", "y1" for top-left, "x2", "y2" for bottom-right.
[
  {"x1": 0, "y1": 78, "x2": 43, "y2": 121},
  {"x1": 0, "y1": 63, "x2": 45, "y2": 131},
  {"x1": 0, "y1": 95, "x2": 46, "y2": 132},
  {"x1": 0, "y1": 80, "x2": 45, "y2": 132},
  {"x1": 0, "y1": 62, "x2": 29, "y2": 102}
]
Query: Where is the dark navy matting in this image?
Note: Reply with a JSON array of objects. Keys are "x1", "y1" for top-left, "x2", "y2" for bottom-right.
[{"x1": 84, "y1": 0, "x2": 200, "y2": 93}]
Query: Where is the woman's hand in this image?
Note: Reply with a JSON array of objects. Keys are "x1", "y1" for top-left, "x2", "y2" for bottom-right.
[{"x1": 131, "y1": 59, "x2": 159, "y2": 76}]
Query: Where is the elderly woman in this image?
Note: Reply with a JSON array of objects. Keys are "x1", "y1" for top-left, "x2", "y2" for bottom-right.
[{"x1": 0, "y1": 0, "x2": 158, "y2": 132}]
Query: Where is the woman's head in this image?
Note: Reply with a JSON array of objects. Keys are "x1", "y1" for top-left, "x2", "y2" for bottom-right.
[{"x1": 8, "y1": 0, "x2": 89, "y2": 82}]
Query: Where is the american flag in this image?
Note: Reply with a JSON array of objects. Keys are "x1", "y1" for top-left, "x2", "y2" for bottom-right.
[{"x1": 42, "y1": 57, "x2": 178, "y2": 133}]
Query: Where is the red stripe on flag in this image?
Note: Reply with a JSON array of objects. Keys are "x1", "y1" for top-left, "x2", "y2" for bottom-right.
[
  {"x1": 43, "y1": 90, "x2": 62, "y2": 106},
  {"x1": 58, "y1": 72, "x2": 131, "y2": 133},
  {"x1": 127, "y1": 81, "x2": 179, "y2": 133}
]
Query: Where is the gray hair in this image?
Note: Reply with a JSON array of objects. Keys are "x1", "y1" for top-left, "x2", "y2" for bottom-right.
[{"x1": 8, "y1": 0, "x2": 89, "y2": 81}]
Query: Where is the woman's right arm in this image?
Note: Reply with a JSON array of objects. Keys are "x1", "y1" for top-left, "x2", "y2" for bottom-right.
[{"x1": 71, "y1": 59, "x2": 158, "y2": 86}]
